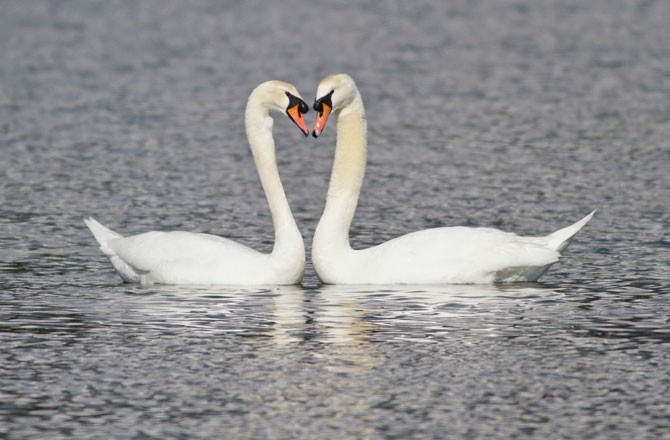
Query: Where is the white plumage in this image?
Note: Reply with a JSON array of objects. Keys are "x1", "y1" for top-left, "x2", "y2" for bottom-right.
[
  {"x1": 310, "y1": 74, "x2": 594, "y2": 284},
  {"x1": 85, "y1": 80, "x2": 309, "y2": 285}
]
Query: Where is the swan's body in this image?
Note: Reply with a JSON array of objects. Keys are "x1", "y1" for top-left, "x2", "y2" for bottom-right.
[
  {"x1": 85, "y1": 81, "x2": 309, "y2": 285},
  {"x1": 311, "y1": 74, "x2": 594, "y2": 284}
]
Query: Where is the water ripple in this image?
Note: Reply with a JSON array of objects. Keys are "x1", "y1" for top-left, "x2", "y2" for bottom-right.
[{"x1": 2, "y1": 0, "x2": 670, "y2": 438}]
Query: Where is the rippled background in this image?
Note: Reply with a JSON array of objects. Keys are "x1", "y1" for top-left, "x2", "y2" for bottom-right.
[{"x1": 1, "y1": 0, "x2": 669, "y2": 438}]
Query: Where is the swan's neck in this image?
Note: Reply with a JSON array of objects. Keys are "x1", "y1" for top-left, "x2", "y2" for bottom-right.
[
  {"x1": 245, "y1": 112, "x2": 304, "y2": 261},
  {"x1": 314, "y1": 93, "x2": 367, "y2": 251}
]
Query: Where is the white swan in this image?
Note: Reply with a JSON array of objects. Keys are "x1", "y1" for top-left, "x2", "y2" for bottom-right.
[
  {"x1": 310, "y1": 73, "x2": 594, "y2": 284},
  {"x1": 85, "y1": 80, "x2": 309, "y2": 285}
]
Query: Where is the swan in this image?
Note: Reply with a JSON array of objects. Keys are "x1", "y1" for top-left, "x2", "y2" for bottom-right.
[
  {"x1": 85, "y1": 80, "x2": 309, "y2": 285},
  {"x1": 310, "y1": 73, "x2": 594, "y2": 284}
]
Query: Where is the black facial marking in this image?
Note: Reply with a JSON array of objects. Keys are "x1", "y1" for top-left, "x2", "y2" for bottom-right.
[
  {"x1": 286, "y1": 92, "x2": 309, "y2": 114},
  {"x1": 313, "y1": 90, "x2": 334, "y2": 115}
]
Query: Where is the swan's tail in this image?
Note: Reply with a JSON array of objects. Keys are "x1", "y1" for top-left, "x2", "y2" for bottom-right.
[
  {"x1": 547, "y1": 211, "x2": 595, "y2": 252},
  {"x1": 84, "y1": 217, "x2": 123, "y2": 255},
  {"x1": 84, "y1": 217, "x2": 141, "y2": 283}
]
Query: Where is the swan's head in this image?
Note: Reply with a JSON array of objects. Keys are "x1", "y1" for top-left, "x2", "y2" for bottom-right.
[
  {"x1": 312, "y1": 74, "x2": 359, "y2": 138},
  {"x1": 250, "y1": 80, "x2": 310, "y2": 136}
]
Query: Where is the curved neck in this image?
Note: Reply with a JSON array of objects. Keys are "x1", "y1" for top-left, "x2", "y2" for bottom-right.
[
  {"x1": 314, "y1": 93, "x2": 367, "y2": 249},
  {"x1": 245, "y1": 111, "x2": 304, "y2": 259}
]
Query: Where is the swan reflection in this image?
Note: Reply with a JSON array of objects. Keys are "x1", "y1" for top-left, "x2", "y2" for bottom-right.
[{"x1": 119, "y1": 282, "x2": 560, "y2": 349}]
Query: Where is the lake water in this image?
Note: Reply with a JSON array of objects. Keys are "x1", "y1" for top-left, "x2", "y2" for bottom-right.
[{"x1": 1, "y1": 0, "x2": 669, "y2": 438}]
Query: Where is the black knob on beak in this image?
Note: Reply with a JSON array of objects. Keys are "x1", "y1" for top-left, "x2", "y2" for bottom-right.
[
  {"x1": 286, "y1": 92, "x2": 309, "y2": 114},
  {"x1": 313, "y1": 90, "x2": 334, "y2": 116}
]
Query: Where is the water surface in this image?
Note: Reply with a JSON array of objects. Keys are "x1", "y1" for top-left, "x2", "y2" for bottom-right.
[{"x1": 1, "y1": 0, "x2": 669, "y2": 438}]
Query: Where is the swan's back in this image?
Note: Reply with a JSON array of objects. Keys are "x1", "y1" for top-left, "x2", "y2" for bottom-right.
[
  {"x1": 356, "y1": 226, "x2": 560, "y2": 284},
  {"x1": 107, "y1": 231, "x2": 268, "y2": 285},
  {"x1": 316, "y1": 211, "x2": 594, "y2": 284},
  {"x1": 85, "y1": 218, "x2": 275, "y2": 285}
]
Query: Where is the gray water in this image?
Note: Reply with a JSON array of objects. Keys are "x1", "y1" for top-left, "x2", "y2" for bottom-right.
[{"x1": 1, "y1": 0, "x2": 669, "y2": 438}]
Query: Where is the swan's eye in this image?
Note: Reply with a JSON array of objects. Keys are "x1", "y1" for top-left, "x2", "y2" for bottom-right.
[
  {"x1": 313, "y1": 90, "x2": 334, "y2": 116},
  {"x1": 285, "y1": 92, "x2": 308, "y2": 114}
]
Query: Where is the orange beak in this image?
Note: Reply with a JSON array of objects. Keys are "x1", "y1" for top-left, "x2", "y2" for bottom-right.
[
  {"x1": 287, "y1": 104, "x2": 309, "y2": 136},
  {"x1": 312, "y1": 102, "x2": 331, "y2": 138}
]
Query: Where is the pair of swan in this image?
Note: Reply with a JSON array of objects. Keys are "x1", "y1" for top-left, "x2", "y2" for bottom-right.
[{"x1": 86, "y1": 75, "x2": 594, "y2": 286}]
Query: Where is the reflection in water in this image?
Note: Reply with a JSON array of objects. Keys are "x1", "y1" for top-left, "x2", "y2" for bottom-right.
[
  {"x1": 3, "y1": 280, "x2": 595, "y2": 363},
  {"x1": 271, "y1": 283, "x2": 565, "y2": 374},
  {"x1": 3, "y1": 281, "x2": 668, "y2": 439},
  {"x1": 269, "y1": 285, "x2": 307, "y2": 345},
  {"x1": 313, "y1": 283, "x2": 560, "y2": 341},
  {"x1": 117, "y1": 283, "x2": 563, "y2": 347}
]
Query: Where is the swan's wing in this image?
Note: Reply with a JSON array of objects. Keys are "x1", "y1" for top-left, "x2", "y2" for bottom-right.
[
  {"x1": 108, "y1": 231, "x2": 262, "y2": 276},
  {"x1": 364, "y1": 227, "x2": 559, "y2": 283}
]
